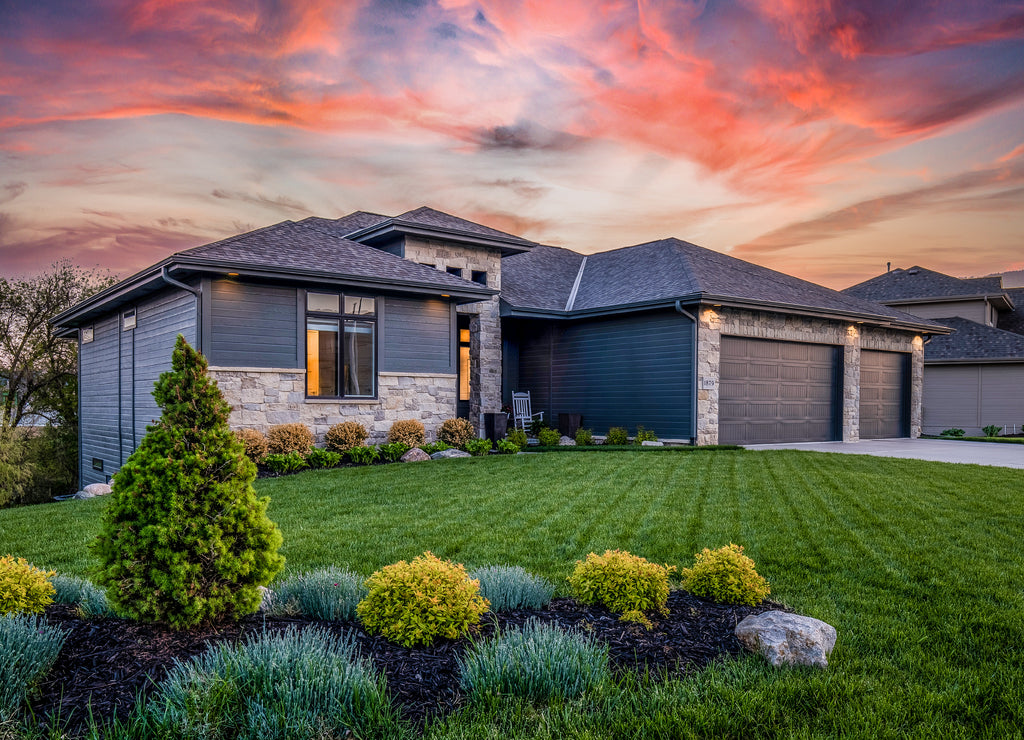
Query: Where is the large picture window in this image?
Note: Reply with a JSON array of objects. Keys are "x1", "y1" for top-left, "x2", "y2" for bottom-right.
[{"x1": 306, "y1": 292, "x2": 376, "y2": 398}]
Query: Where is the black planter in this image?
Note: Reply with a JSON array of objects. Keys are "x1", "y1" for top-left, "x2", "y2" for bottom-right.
[
  {"x1": 558, "y1": 413, "x2": 582, "y2": 437},
  {"x1": 483, "y1": 412, "x2": 508, "y2": 443}
]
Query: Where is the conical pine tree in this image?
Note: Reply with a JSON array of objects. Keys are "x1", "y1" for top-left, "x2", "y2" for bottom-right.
[{"x1": 93, "y1": 335, "x2": 284, "y2": 629}]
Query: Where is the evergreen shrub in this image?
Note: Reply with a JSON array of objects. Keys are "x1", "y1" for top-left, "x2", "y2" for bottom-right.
[
  {"x1": 469, "y1": 565, "x2": 555, "y2": 611},
  {"x1": 506, "y1": 429, "x2": 528, "y2": 448},
  {"x1": 0, "y1": 555, "x2": 55, "y2": 615},
  {"x1": 681, "y1": 543, "x2": 770, "y2": 606},
  {"x1": 268, "y1": 567, "x2": 367, "y2": 621},
  {"x1": 234, "y1": 428, "x2": 268, "y2": 462},
  {"x1": 325, "y1": 421, "x2": 368, "y2": 452},
  {"x1": 378, "y1": 442, "x2": 410, "y2": 462},
  {"x1": 605, "y1": 427, "x2": 629, "y2": 445},
  {"x1": 387, "y1": 419, "x2": 425, "y2": 447},
  {"x1": 92, "y1": 336, "x2": 284, "y2": 630},
  {"x1": 634, "y1": 426, "x2": 658, "y2": 444},
  {"x1": 537, "y1": 428, "x2": 561, "y2": 446},
  {"x1": 575, "y1": 428, "x2": 594, "y2": 446},
  {"x1": 266, "y1": 423, "x2": 314, "y2": 455},
  {"x1": 463, "y1": 438, "x2": 493, "y2": 456},
  {"x1": 438, "y1": 418, "x2": 475, "y2": 448},
  {"x1": 0, "y1": 614, "x2": 67, "y2": 723},
  {"x1": 567, "y1": 549, "x2": 675, "y2": 620},
  {"x1": 357, "y1": 552, "x2": 489, "y2": 647},
  {"x1": 459, "y1": 620, "x2": 609, "y2": 703}
]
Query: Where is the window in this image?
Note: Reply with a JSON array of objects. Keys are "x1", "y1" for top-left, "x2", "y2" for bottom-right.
[
  {"x1": 459, "y1": 327, "x2": 470, "y2": 403},
  {"x1": 471, "y1": 270, "x2": 487, "y2": 286},
  {"x1": 82, "y1": 327, "x2": 94, "y2": 343},
  {"x1": 419, "y1": 262, "x2": 436, "y2": 269},
  {"x1": 446, "y1": 266, "x2": 463, "y2": 278},
  {"x1": 122, "y1": 309, "x2": 136, "y2": 330},
  {"x1": 306, "y1": 292, "x2": 376, "y2": 398}
]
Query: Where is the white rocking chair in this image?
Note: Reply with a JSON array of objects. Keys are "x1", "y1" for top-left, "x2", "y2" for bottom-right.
[{"x1": 511, "y1": 391, "x2": 543, "y2": 431}]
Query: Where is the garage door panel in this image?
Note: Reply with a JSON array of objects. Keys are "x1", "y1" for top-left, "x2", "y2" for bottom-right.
[
  {"x1": 720, "y1": 336, "x2": 840, "y2": 445},
  {"x1": 859, "y1": 350, "x2": 908, "y2": 439}
]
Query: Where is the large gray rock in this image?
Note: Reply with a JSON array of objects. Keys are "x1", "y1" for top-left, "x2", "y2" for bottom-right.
[
  {"x1": 430, "y1": 448, "x2": 472, "y2": 459},
  {"x1": 641, "y1": 440, "x2": 664, "y2": 447},
  {"x1": 83, "y1": 483, "x2": 112, "y2": 496},
  {"x1": 558, "y1": 436, "x2": 576, "y2": 446},
  {"x1": 400, "y1": 448, "x2": 431, "y2": 463},
  {"x1": 735, "y1": 611, "x2": 837, "y2": 668}
]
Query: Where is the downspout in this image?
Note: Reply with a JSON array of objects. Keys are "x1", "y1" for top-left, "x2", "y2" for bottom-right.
[
  {"x1": 160, "y1": 266, "x2": 202, "y2": 349},
  {"x1": 675, "y1": 300, "x2": 698, "y2": 445}
]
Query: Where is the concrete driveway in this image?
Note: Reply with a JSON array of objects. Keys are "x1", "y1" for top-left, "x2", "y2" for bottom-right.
[{"x1": 744, "y1": 438, "x2": 1024, "y2": 469}]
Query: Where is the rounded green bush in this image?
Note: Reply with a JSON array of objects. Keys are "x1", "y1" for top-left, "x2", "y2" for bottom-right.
[
  {"x1": 567, "y1": 549, "x2": 675, "y2": 619},
  {"x1": 681, "y1": 543, "x2": 770, "y2": 606},
  {"x1": 0, "y1": 555, "x2": 55, "y2": 615},
  {"x1": 537, "y1": 428, "x2": 561, "y2": 446},
  {"x1": 438, "y1": 417, "x2": 475, "y2": 448}
]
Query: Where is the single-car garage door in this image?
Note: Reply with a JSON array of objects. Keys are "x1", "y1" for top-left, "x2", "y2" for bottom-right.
[
  {"x1": 720, "y1": 337, "x2": 840, "y2": 445},
  {"x1": 859, "y1": 350, "x2": 909, "y2": 439}
]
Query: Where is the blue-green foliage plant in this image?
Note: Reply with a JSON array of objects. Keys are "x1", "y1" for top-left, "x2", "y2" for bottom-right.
[
  {"x1": 463, "y1": 438, "x2": 493, "y2": 457},
  {"x1": 49, "y1": 574, "x2": 115, "y2": 618},
  {"x1": 347, "y1": 445, "x2": 380, "y2": 465},
  {"x1": 305, "y1": 447, "x2": 343, "y2": 469},
  {"x1": 268, "y1": 567, "x2": 367, "y2": 621},
  {"x1": 145, "y1": 626, "x2": 397, "y2": 740},
  {"x1": 261, "y1": 451, "x2": 309, "y2": 475},
  {"x1": 459, "y1": 619, "x2": 609, "y2": 703},
  {"x1": 469, "y1": 565, "x2": 555, "y2": 611},
  {"x1": 378, "y1": 442, "x2": 410, "y2": 463},
  {"x1": 0, "y1": 614, "x2": 67, "y2": 722},
  {"x1": 496, "y1": 438, "x2": 520, "y2": 454}
]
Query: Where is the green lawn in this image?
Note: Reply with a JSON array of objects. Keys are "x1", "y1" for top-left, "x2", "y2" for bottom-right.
[{"x1": 2, "y1": 449, "x2": 1023, "y2": 738}]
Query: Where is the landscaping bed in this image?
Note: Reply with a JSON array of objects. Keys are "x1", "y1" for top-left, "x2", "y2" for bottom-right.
[{"x1": 30, "y1": 590, "x2": 774, "y2": 735}]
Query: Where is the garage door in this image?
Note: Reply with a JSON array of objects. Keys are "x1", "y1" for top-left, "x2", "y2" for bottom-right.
[
  {"x1": 860, "y1": 350, "x2": 909, "y2": 438},
  {"x1": 720, "y1": 337, "x2": 840, "y2": 445}
]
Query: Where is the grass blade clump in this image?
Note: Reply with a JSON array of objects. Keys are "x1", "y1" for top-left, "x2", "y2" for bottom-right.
[
  {"x1": 459, "y1": 620, "x2": 609, "y2": 703},
  {"x1": 49, "y1": 574, "x2": 115, "y2": 618},
  {"x1": 149, "y1": 625, "x2": 399, "y2": 739},
  {"x1": 0, "y1": 614, "x2": 67, "y2": 722},
  {"x1": 469, "y1": 565, "x2": 555, "y2": 611},
  {"x1": 267, "y1": 567, "x2": 367, "y2": 621}
]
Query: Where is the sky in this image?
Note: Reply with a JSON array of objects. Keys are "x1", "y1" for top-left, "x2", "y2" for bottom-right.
[{"x1": 2, "y1": 0, "x2": 1023, "y2": 290}]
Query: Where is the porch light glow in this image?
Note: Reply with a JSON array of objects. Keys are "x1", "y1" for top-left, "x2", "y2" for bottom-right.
[
  {"x1": 226, "y1": 272, "x2": 239, "y2": 277},
  {"x1": 441, "y1": 294, "x2": 450, "y2": 298}
]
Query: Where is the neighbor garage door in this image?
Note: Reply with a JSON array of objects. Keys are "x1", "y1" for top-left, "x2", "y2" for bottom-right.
[
  {"x1": 859, "y1": 350, "x2": 909, "y2": 439},
  {"x1": 719, "y1": 337, "x2": 840, "y2": 445}
]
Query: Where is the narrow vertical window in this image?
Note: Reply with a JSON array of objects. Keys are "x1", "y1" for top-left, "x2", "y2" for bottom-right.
[
  {"x1": 306, "y1": 318, "x2": 339, "y2": 396},
  {"x1": 459, "y1": 327, "x2": 470, "y2": 402}
]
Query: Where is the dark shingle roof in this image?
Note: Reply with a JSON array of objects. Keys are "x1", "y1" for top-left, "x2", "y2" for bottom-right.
[
  {"x1": 503, "y1": 237, "x2": 941, "y2": 329},
  {"x1": 997, "y1": 288, "x2": 1024, "y2": 336},
  {"x1": 300, "y1": 212, "x2": 389, "y2": 237},
  {"x1": 176, "y1": 220, "x2": 489, "y2": 293},
  {"x1": 393, "y1": 207, "x2": 537, "y2": 247},
  {"x1": 844, "y1": 266, "x2": 1004, "y2": 302},
  {"x1": 925, "y1": 317, "x2": 1024, "y2": 361}
]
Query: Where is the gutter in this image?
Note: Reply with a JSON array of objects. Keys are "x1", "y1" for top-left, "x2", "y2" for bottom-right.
[
  {"x1": 674, "y1": 300, "x2": 698, "y2": 446},
  {"x1": 160, "y1": 266, "x2": 203, "y2": 348}
]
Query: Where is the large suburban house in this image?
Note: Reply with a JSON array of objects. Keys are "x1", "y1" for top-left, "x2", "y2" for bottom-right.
[
  {"x1": 53, "y1": 207, "x2": 946, "y2": 487},
  {"x1": 844, "y1": 267, "x2": 1024, "y2": 435}
]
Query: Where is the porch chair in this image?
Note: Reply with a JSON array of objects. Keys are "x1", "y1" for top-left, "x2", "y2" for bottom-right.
[{"x1": 511, "y1": 391, "x2": 543, "y2": 431}]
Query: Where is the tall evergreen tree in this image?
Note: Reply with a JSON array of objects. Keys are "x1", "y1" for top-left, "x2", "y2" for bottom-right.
[{"x1": 93, "y1": 335, "x2": 284, "y2": 629}]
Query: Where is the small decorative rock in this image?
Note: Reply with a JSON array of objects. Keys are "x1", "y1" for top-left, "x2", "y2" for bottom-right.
[
  {"x1": 400, "y1": 448, "x2": 431, "y2": 463},
  {"x1": 558, "y1": 436, "x2": 576, "y2": 446},
  {"x1": 83, "y1": 483, "x2": 112, "y2": 496},
  {"x1": 641, "y1": 440, "x2": 664, "y2": 447},
  {"x1": 735, "y1": 611, "x2": 837, "y2": 668},
  {"x1": 430, "y1": 449, "x2": 472, "y2": 459}
]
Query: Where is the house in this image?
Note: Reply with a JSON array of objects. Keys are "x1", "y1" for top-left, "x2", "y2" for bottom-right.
[
  {"x1": 844, "y1": 267, "x2": 1024, "y2": 435},
  {"x1": 53, "y1": 208, "x2": 946, "y2": 486}
]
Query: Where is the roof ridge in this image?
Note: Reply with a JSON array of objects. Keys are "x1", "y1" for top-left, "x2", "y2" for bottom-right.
[{"x1": 564, "y1": 256, "x2": 587, "y2": 311}]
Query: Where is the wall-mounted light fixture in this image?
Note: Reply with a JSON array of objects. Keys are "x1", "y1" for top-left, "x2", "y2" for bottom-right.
[{"x1": 226, "y1": 272, "x2": 239, "y2": 277}]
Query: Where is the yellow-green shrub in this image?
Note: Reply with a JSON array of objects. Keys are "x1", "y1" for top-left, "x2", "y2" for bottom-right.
[
  {"x1": 325, "y1": 421, "x2": 368, "y2": 452},
  {"x1": 681, "y1": 543, "x2": 770, "y2": 606},
  {"x1": 438, "y1": 418, "x2": 475, "y2": 448},
  {"x1": 387, "y1": 419, "x2": 426, "y2": 447},
  {"x1": 0, "y1": 555, "x2": 56, "y2": 615},
  {"x1": 234, "y1": 428, "x2": 268, "y2": 462},
  {"x1": 356, "y1": 552, "x2": 489, "y2": 647},
  {"x1": 266, "y1": 423, "x2": 314, "y2": 455},
  {"x1": 567, "y1": 550, "x2": 675, "y2": 619}
]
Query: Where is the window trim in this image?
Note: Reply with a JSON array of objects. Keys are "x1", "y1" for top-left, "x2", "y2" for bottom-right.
[
  {"x1": 122, "y1": 309, "x2": 136, "y2": 331},
  {"x1": 305, "y1": 292, "x2": 378, "y2": 400}
]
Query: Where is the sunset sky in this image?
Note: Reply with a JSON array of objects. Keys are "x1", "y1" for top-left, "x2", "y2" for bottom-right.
[{"x1": 2, "y1": 0, "x2": 1023, "y2": 289}]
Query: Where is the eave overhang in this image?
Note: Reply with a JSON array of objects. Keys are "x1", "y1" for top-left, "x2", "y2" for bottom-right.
[
  {"x1": 883, "y1": 293, "x2": 1014, "y2": 312},
  {"x1": 347, "y1": 219, "x2": 536, "y2": 256}
]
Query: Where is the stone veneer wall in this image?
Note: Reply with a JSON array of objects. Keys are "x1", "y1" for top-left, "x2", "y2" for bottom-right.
[
  {"x1": 696, "y1": 307, "x2": 924, "y2": 445},
  {"x1": 209, "y1": 367, "x2": 457, "y2": 443},
  {"x1": 402, "y1": 237, "x2": 503, "y2": 433}
]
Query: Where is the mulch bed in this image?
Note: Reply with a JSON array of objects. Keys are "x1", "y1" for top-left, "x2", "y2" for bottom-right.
[{"x1": 29, "y1": 592, "x2": 778, "y2": 735}]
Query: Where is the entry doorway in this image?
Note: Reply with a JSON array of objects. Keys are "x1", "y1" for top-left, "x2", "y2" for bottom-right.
[{"x1": 457, "y1": 315, "x2": 471, "y2": 419}]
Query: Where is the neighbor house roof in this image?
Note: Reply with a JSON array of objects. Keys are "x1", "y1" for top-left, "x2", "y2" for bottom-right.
[
  {"x1": 844, "y1": 266, "x2": 1011, "y2": 308},
  {"x1": 997, "y1": 288, "x2": 1024, "y2": 336},
  {"x1": 924, "y1": 317, "x2": 1024, "y2": 363},
  {"x1": 502, "y1": 237, "x2": 945, "y2": 332}
]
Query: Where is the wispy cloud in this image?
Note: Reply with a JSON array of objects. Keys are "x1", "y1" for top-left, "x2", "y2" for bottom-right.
[{"x1": 211, "y1": 189, "x2": 312, "y2": 215}]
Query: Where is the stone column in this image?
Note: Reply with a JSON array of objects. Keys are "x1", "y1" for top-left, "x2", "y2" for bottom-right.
[
  {"x1": 910, "y1": 335, "x2": 924, "y2": 438},
  {"x1": 463, "y1": 295, "x2": 502, "y2": 436},
  {"x1": 696, "y1": 308, "x2": 721, "y2": 445},
  {"x1": 843, "y1": 324, "x2": 861, "y2": 442}
]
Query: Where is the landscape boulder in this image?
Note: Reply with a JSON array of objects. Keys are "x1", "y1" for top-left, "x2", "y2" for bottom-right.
[
  {"x1": 83, "y1": 483, "x2": 112, "y2": 496},
  {"x1": 641, "y1": 440, "x2": 664, "y2": 447},
  {"x1": 558, "y1": 436, "x2": 576, "y2": 446},
  {"x1": 430, "y1": 449, "x2": 472, "y2": 459},
  {"x1": 400, "y1": 448, "x2": 431, "y2": 463},
  {"x1": 735, "y1": 611, "x2": 837, "y2": 668}
]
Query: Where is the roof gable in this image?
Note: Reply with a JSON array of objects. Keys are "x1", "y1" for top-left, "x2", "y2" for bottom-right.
[{"x1": 844, "y1": 266, "x2": 1005, "y2": 302}]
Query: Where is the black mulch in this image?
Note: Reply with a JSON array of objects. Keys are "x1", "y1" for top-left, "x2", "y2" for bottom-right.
[{"x1": 30, "y1": 592, "x2": 779, "y2": 735}]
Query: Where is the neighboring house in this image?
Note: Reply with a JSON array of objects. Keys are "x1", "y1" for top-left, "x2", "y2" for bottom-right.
[
  {"x1": 53, "y1": 208, "x2": 945, "y2": 486},
  {"x1": 844, "y1": 267, "x2": 1024, "y2": 435}
]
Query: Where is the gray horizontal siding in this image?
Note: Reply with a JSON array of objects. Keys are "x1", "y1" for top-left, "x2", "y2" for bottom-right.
[
  {"x1": 923, "y1": 363, "x2": 1024, "y2": 435},
  {"x1": 209, "y1": 280, "x2": 298, "y2": 368},
  {"x1": 515, "y1": 310, "x2": 694, "y2": 439},
  {"x1": 80, "y1": 315, "x2": 120, "y2": 486},
  {"x1": 381, "y1": 297, "x2": 453, "y2": 373}
]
